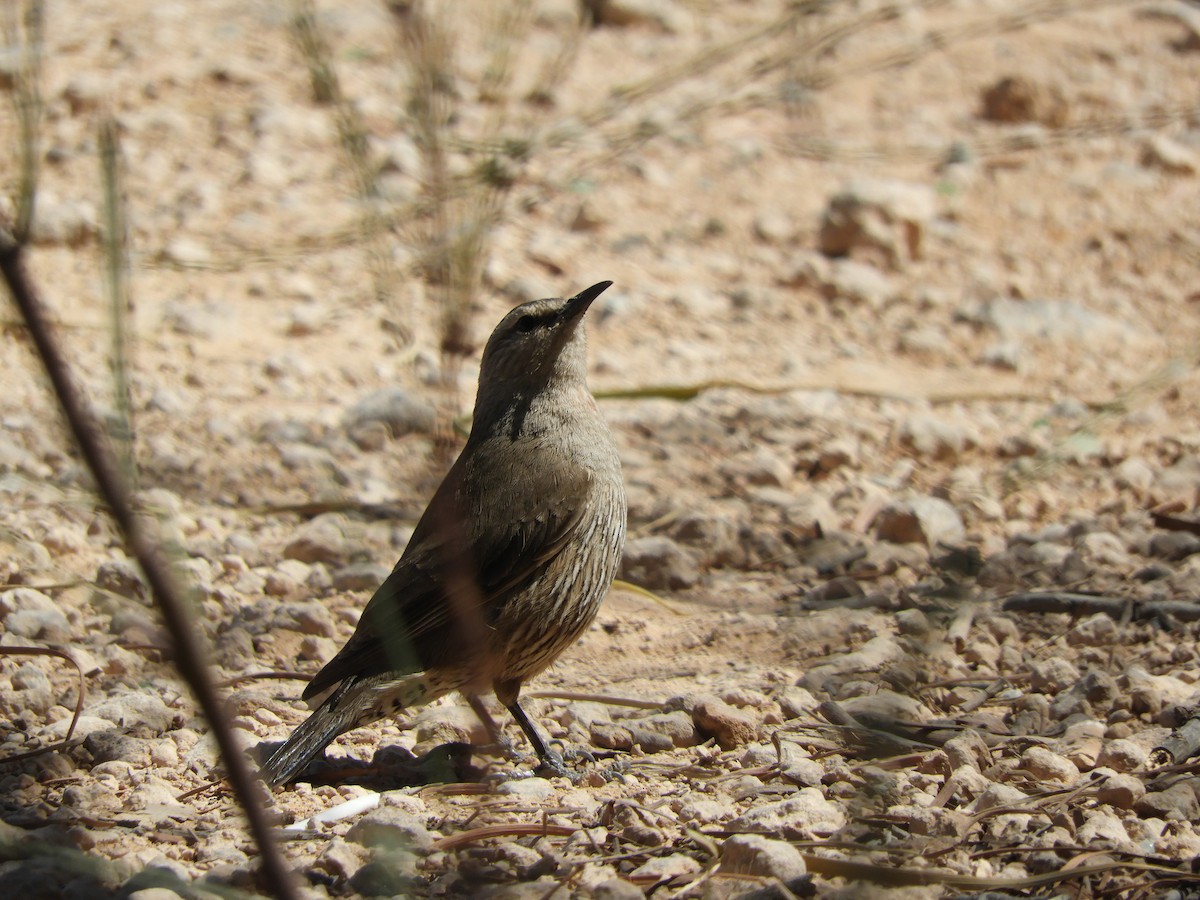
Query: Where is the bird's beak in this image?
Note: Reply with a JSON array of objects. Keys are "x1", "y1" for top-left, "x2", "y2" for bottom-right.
[{"x1": 561, "y1": 281, "x2": 613, "y2": 323}]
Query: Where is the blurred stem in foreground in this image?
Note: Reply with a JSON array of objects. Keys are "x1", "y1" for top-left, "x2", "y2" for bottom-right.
[
  {"x1": 287, "y1": 0, "x2": 408, "y2": 341},
  {"x1": 4, "y1": 0, "x2": 44, "y2": 243},
  {"x1": 0, "y1": 235, "x2": 302, "y2": 900},
  {"x1": 2, "y1": 7, "x2": 293, "y2": 889},
  {"x1": 99, "y1": 116, "x2": 136, "y2": 488}
]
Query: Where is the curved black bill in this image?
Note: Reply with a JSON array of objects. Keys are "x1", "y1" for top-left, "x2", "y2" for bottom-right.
[{"x1": 562, "y1": 280, "x2": 613, "y2": 320}]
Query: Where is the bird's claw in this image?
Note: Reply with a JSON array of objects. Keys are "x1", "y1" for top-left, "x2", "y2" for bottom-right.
[
  {"x1": 593, "y1": 756, "x2": 630, "y2": 784},
  {"x1": 533, "y1": 748, "x2": 579, "y2": 781},
  {"x1": 481, "y1": 735, "x2": 524, "y2": 761},
  {"x1": 530, "y1": 747, "x2": 627, "y2": 784},
  {"x1": 561, "y1": 746, "x2": 597, "y2": 765}
]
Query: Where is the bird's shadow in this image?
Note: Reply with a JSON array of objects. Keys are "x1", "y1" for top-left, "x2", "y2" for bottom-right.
[{"x1": 255, "y1": 740, "x2": 491, "y2": 789}]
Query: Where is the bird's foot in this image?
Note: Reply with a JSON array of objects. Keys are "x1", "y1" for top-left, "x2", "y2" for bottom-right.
[
  {"x1": 530, "y1": 747, "x2": 626, "y2": 784},
  {"x1": 532, "y1": 747, "x2": 577, "y2": 781},
  {"x1": 481, "y1": 734, "x2": 525, "y2": 762},
  {"x1": 591, "y1": 756, "x2": 631, "y2": 785}
]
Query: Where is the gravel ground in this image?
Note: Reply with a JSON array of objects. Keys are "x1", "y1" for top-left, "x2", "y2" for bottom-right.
[{"x1": 2, "y1": 1, "x2": 1200, "y2": 897}]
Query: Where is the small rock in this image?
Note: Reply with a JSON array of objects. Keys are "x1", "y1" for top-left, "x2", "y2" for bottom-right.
[
  {"x1": 675, "y1": 794, "x2": 734, "y2": 823},
  {"x1": 43, "y1": 714, "x2": 121, "y2": 741},
  {"x1": 776, "y1": 687, "x2": 820, "y2": 719},
  {"x1": 822, "y1": 259, "x2": 895, "y2": 308},
  {"x1": 819, "y1": 178, "x2": 936, "y2": 266},
  {"x1": 586, "y1": 0, "x2": 693, "y2": 33},
  {"x1": 897, "y1": 413, "x2": 975, "y2": 460},
  {"x1": 727, "y1": 788, "x2": 846, "y2": 838},
  {"x1": 161, "y1": 297, "x2": 224, "y2": 338},
  {"x1": 900, "y1": 324, "x2": 950, "y2": 356},
  {"x1": 496, "y1": 778, "x2": 556, "y2": 800},
  {"x1": 11, "y1": 663, "x2": 51, "y2": 694},
  {"x1": 669, "y1": 511, "x2": 745, "y2": 568},
  {"x1": 589, "y1": 879, "x2": 643, "y2": 900},
  {"x1": 273, "y1": 601, "x2": 336, "y2": 637},
  {"x1": 1028, "y1": 657, "x2": 1081, "y2": 693},
  {"x1": 283, "y1": 515, "x2": 349, "y2": 565},
  {"x1": 1141, "y1": 134, "x2": 1198, "y2": 175},
  {"x1": 1077, "y1": 809, "x2": 1132, "y2": 846},
  {"x1": 333, "y1": 561, "x2": 390, "y2": 592},
  {"x1": 1021, "y1": 746, "x2": 1079, "y2": 784},
  {"x1": 559, "y1": 701, "x2": 611, "y2": 729},
  {"x1": 1148, "y1": 531, "x2": 1200, "y2": 561},
  {"x1": 346, "y1": 805, "x2": 433, "y2": 852},
  {"x1": 968, "y1": 297, "x2": 1129, "y2": 344},
  {"x1": 1135, "y1": 782, "x2": 1200, "y2": 820},
  {"x1": 626, "y1": 853, "x2": 701, "y2": 883},
  {"x1": 95, "y1": 558, "x2": 147, "y2": 601},
  {"x1": 752, "y1": 210, "x2": 796, "y2": 245},
  {"x1": 90, "y1": 691, "x2": 176, "y2": 735},
  {"x1": 625, "y1": 724, "x2": 674, "y2": 754},
  {"x1": 1066, "y1": 613, "x2": 1118, "y2": 647},
  {"x1": 1076, "y1": 531, "x2": 1130, "y2": 568},
  {"x1": 263, "y1": 570, "x2": 301, "y2": 599},
  {"x1": 1056, "y1": 719, "x2": 1104, "y2": 769},
  {"x1": 721, "y1": 834, "x2": 807, "y2": 881},
  {"x1": 782, "y1": 757, "x2": 823, "y2": 787},
  {"x1": 313, "y1": 836, "x2": 366, "y2": 881},
  {"x1": 971, "y1": 781, "x2": 1029, "y2": 813},
  {"x1": 896, "y1": 805, "x2": 971, "y2": 838},
  {"x1": 980, "y1": 75, "x2": 1068, "y2": 127},
  {"x1": 160, "y1": 237, "x2": 212, "y2": 267},
  {"x1": 349, "y1": 860, "x2": 422, "y2": 897},
  {"x1": 1157, "y1": 455, "x2": 1200, "y2": 496},
  {"x1": 980, "y1": 339, "x2": 1023, "y2": 371},
  {"x1": 29, "y1": 193, "x2": 98, "y2": 246},
  {"x1": 719, "y1": 447, "x2": 792, "y2": 488},
  {"x1": 1096, "y1": 738, "x2": 1146, "y2": 772},
  {"x1": 127, "y1": 890, "x2": 187, "y2": 900},
  {"x1": 692, "y1": 697, "x2": 758, "y2": 749},
  {"x1": 590, "y1": 722, "x2": 634, "y2": 751},
  {"x1": 1094, "y1": 771, "x2": 1146, "y2": 809},
  {"x1": 874, "y1": 496, "x2": 966, "y2": 547},
  {"x1": 84, "y1": 730, "x2": 152, "y2": 766},
  {"x1": 620, "y1": 536, "x2": 700, "y2": 590},
  {"x1": 6, "y1": 607, "x2": 71, "y2": 641},
  {"x1": 944, "y1": 730, "x2": 993, "y2": 772},
  {"x1": 1115, "y1": 457, "x2": 1156, "y2": 492},
  {"x1": 286, "y1": 305, "x2": 326, "y2": 337},
  {"x1": 344, "y1": 387, "x2": 437, "y2": 438},
  {"x1": 61, "y1": 73, "x2": 106, "y2": 114},
  {"x1": 632, "y1": 710, "x2": 698, "y2": 748},
  {"x1": 780, "y1": 249, "x2": 832, "y2": 288}
]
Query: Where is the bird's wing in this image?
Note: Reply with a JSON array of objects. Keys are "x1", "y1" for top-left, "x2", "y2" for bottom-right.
[{"x1": 301, "y1": 448, "x2": 589, "y2": 701}]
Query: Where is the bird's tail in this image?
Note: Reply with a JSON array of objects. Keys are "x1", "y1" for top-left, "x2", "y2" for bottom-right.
[
  {"x1": 260, "y1": 679, "x2": 363, "y2": 786},
  {"x1": 260, "y1": 673, "x2": 433, "y2": 787}
]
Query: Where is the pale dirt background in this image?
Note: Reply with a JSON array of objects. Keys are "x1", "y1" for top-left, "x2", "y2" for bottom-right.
[{"x1": 2, "y1": 0, "x2": 1200, "y2": 897}]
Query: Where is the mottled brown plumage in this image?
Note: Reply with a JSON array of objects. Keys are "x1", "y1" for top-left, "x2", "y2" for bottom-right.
[{"x1": 261, "y1": 281, "x2": 626, "y2": 786}]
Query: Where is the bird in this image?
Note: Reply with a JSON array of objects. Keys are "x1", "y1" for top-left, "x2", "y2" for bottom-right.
[{"x1": 260, "y1": 281, "x2": 627, "y2": 786}]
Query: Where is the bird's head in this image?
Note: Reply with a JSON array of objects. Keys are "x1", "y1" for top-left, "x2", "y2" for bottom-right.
[{"x1": 477, "y1": 281, "x2": 612, "y2": 396}]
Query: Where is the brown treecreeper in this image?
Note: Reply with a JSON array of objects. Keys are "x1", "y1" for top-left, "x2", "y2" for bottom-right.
[{"x1": 261, "y1": 281, "x2": 626, "y2": 785}]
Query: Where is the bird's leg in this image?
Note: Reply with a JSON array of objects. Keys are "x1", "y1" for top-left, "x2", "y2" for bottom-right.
[
  {"x1": 465, "y1": 692, "x2": 522, "y2": 759},
  {"x1": 505, "y1": 703, "x2": 625, "y2": 782},
  {"x1": 496, "y1": 677, "x2": 585, "y2": 779},
  {"x1": 506, "y1": 699, "x2": 572, "y2": 778},
  {"x1": 504, "y1": 696, "x2": 564, "y2": 768}
]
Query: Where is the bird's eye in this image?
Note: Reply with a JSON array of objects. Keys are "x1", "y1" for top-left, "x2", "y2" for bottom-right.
[{"x1": 515, "y1": 314, "x2": 539, "y2": 333}]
